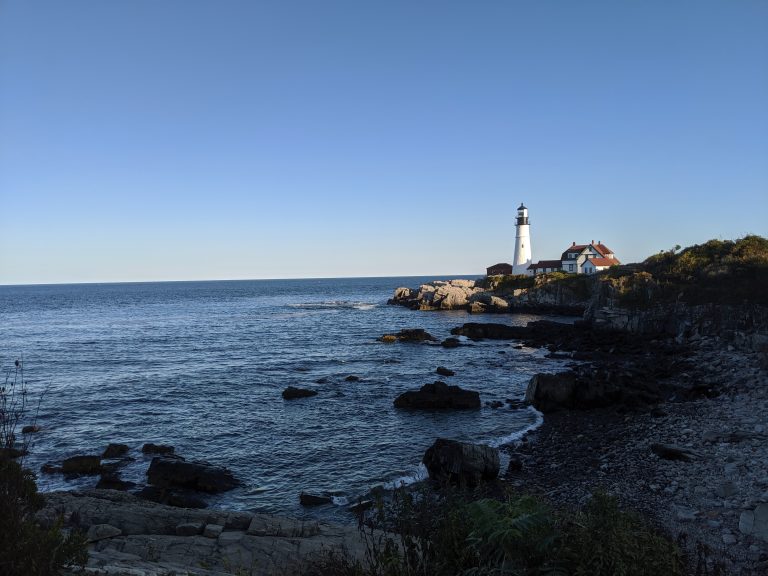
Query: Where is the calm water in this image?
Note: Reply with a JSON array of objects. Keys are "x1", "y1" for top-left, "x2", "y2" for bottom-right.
[{"x1": 0, "y1": 278, "x2": 570, "y2": 520}]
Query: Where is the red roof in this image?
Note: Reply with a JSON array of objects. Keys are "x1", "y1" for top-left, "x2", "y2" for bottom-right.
[
  {"x1": 561, "y1": 242, "x2": 615, "y2": 260},
  {"x1": 529, "y1": 260, "x2": 562, "y2": 269},
  {"x1": 593, "y1": 243, "x2": 614, "y2": 257},
  {"x1": 587, "y1": 257, "x2": 620, "y2": 267}
]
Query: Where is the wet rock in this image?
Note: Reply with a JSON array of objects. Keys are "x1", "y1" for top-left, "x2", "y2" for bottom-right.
[
  {"x1": 651, "y1": 443, "x2": 700, "y2": 462},
  {"x1": 423, "y1": 438, "x2": 500, "y2": 487},
  {"x1": 62, "y1": 455, "x2": 102, "y2": 475},
  {"x1": 394, "y1": 381, "x2": 480, "y2": 410},
  {"x1": 349, "y1": 500, "x2": 374, "y2": 514},
  {"x1": 441, "y1": 337, "x2": 461, "y2": 348},
  {"x1": 147, "y1": 457, "x2": 240, "y2": 493},
  {"x1": 740, "y1": 504, "x2": 768, "y2": 542},
  {"x1": 141, "y1": 443, "x2": 175, "y2": 456},
  {"x1": 96, "y1": 472, "x2": 136, "y2": 491},
  {"x1": 344, "y1": 375, "x2": 361, "y2": 382},
  {"x1": 21, "y1": 424, "x2": 41, "y2": 434},
  {"x1": 379, "y1": 328, "x2": 437, "y2": 343},
  {"x1": 525, "y1": 372, "x2": 577, "y2": 413},
  {"x1": 299, "y1": 492, "x2": 332, "y2": 506},
  {"x1": 41, "y1": 463, "x2": 62, "y2": 474},
  {"x1": 436, "y1": 366, "x2": 455, "y2": 377},
  {"x1": 0, "y1": 447, "x2": 27, "y2": 460},
  {"x1": 102, "y1": 443, "x2": 130, "y2": 458},
  {"x1": 379, "y1": 335, "x2": 397, "y2": 343},
  {"x1": 507, "y1": 456, "x2": 523, "y2": 473},
  {"x1": 486, "y1": 400, "x2": 504, "y2": 409},
  {"x1": 282, "y1": 386, "x2": 318, "y2": 400}
]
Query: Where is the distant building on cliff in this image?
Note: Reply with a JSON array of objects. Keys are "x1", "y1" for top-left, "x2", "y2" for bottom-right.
[{"x1": 529, "y1": 241, "x2": 620, "y2": 275}]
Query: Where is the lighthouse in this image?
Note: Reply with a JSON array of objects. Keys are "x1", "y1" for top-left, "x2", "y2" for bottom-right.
[{"x1": 512, "y1": 203, "x2": 532, "y2": 275}]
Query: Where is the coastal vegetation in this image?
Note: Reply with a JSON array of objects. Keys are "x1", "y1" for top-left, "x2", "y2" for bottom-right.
[
  {"x1": 0, "y1": 360, "x2": 87, "y2": 576},
  {"x1": 306, "y1": 487, "x2": 683, "y2": 576}
]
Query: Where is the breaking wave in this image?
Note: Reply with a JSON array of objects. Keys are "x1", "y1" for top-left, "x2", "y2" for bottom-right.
[{"x1": 287, "y1": 301, "x2": 378, "y2": 311}]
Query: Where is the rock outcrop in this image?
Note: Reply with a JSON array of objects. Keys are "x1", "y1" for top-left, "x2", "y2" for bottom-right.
[
  {"x1": 37, "y1": 490, "x2": 373, "y2": 576},
  {"x1": 147, "y1": 457, "x2": 241, "y2": 493},
  {"x1": 422, "y1": 439, "x2": 500, "y2": 486},
  {"x1": 394, "y1": 381, "x2": 480, "y2": 410},
  {"x1": 388, "y1": 280, "x2": 484, "y2": 311},
  {"x1": 378, "y1": 328, "x2": 437, "y2": 343}
]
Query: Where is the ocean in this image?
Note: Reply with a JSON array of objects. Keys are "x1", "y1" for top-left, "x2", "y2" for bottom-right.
[{"x1": 0, "y1": 277, "x2": 571, "y2": 520}]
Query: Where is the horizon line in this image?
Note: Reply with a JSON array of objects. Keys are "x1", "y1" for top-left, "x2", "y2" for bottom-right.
[{"x1": 0, "y1": 272, "x2": 483, "y2": 288}]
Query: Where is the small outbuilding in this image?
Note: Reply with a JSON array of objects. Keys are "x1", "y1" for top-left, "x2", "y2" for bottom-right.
[{"x1": 486, "y1": 263, "x2": 513, "y2": 276}]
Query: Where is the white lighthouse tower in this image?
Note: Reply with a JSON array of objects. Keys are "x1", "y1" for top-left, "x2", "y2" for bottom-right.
[{"x1": 512, "y1": 203, "x2": 532, "y2": 275}]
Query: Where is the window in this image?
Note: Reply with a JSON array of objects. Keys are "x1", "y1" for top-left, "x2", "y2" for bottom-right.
[{"x1": 568, "y1": 264, "x2": 574, "y2": 271}]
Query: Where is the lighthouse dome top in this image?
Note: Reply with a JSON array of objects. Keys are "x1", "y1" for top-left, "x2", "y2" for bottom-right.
[{"x1": 518, "y1": 203, "x2": 527, "y2": 210}]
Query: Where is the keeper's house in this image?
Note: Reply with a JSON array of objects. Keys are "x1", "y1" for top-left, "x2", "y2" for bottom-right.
[{"x1": 528, "y1": 241, "x2": 620, "y2": 275}]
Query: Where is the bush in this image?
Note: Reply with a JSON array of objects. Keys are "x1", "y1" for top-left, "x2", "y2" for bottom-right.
[
  {"x1": 304, "y1": 489, "x2": 683, "y2": 576},
  {"x1": 0, "y1": 359, "x2": 87, "y2": 576}
]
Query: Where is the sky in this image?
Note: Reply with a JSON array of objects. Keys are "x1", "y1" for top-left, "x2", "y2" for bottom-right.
[{"x1": 1, "y1": 1, "x2": 766, "y2": 284}]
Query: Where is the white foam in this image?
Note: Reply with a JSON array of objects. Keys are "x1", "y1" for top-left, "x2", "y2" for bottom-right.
[
  {"x1": 331, "y1": 495, "x2": 349, "y2": 506},
  {"x1": 383, "y1": 463, "x2": 429, "y2": 490},
  {"x1": 486, "y1": 406, "x2": 544, "y2": 448},
  {"x1": 287, "y1": 301, "x2": 378, "y2": 311}
]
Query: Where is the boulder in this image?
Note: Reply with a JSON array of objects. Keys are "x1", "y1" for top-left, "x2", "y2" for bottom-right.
[
  {"x1": 441, "y1": 337, "x2": 461, "y2": 348},
  {"x1": 282, "y1": 386, "x2": 318, "y2": 400},
  {"x1": 344, "y1": 375, "x2": 361, "y2": 382},
  {"x1": 423, "y1": 439, "x2": 500, "y2": 487},
  {"x1": 435, "y1": 366, "x2": 455, "y2": 377},
  {"x1": 146, "y1": 457, "x2": 240, "y2": 493},
  {"x1": 62, "y1": 455, "x2": 102, "y2": 475},
  {"x1": 176, "y1": 521, "x2": 204, "y2": 536},
  {"x1": 380, "y1": 328, "x2": 437, "y2": 343},
  {"x1": 203, "y1": 524, "x2": 224, "y2": 538},
  {"x1": 96, "y1": 472, "x2": 136, "y2": 491},
  {"x1": 142, "y1": 443, "x2": 175, "y2": 456},
  {"x1": 525, "y1": 373, "x2": 577, "y2": 413},
  {"x1": 394, "y1": 381, "x2": 480, "y2": 410},
  {"x1": 21, "y1": 425, "x2": 41, "y2": 434},
  {"x1": 0, "y1": 447, "x2": 27, "y2": 460},
  {"x1": 299, "y1": 492, "x2": 332, "y2": 506},
  {"x1": 102, "y1": 443, "x2": 130, "y2": 458}
]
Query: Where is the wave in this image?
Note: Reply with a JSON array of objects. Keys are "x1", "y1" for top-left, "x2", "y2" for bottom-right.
[
  {"x1": 287, "y1": 301, "x2": 378, "y2": 311},
  {"x1": 486, "y1": 406, "x2": 544, "y2": 448},
  {"x1": 382, "y1": 463, "x2": 429, "y2": 490}
]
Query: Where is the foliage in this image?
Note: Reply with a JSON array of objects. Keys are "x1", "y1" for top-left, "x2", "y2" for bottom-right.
[
  {"x1": 0, "y1": 359, "x2": 88, "y2": 576},
  {"x1": 478, "y1": 274, "x2": 535, "y2": 292},
  {"x1": 562, "y1": 492, "x2": 682, "y2": 576},
  {"x1": 304, "y1": 489, "x2": 683, "y2": 576}
]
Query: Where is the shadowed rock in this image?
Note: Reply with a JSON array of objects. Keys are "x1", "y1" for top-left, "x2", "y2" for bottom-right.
[
  {"x1": 62, "y1": 455, "x2": 102, "y2": 475},
  {"x1": 394, "y1": 381, "x2": 480, "y2": 410},
  {"x1": 423, "y1": 439, "x2": 500, "y2": 487},
  {"x1": 282, "y1": 386, "x2": 318, "y2": 400},
  {"x1": 102, "y1": 443, "x2": 130, "y2": 459},
  {"x1": 147, "y1": 457, "x2": 240, "y2": 493}
]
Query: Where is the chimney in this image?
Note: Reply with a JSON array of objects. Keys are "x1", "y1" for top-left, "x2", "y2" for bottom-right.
[
  {"x1": 572, "y1": 241, "x2": 575, "y2": 246},
  {"x1": 591, "y1": 239, "x2": 594, "y2": 244}
]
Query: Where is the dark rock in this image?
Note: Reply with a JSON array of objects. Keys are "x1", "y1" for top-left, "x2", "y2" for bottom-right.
[
  {"x1": 315, "y1": 377, "x2": 330, "y2": 384},
  {"x1": 505, "y1": 398, "x2": 527, "y2": 409},
  {"x1": 0, "y1": 447, "x2": 27, "y2": 460},
  {"x1": 344, "y1": 375, "x2": 361, "y2": 382},
  {"x1": 435, "y1": 366, "x2": 455, "y2": 377},
  {"x1": 423, "y1": 438, "x2": 500, "y2": 487},
  {"x1": 62, "y1": 455, "x2": 102, "y2": 475},
  {"x1": 507, "y1": 456, "x2": 523, "y2": 473},
  {"x1": 486, "y1": 400, "x2": 504, "y2": 409},
  {"x1": 147, "y1": 457, "x2": 240, "y2": 493},
  {"x1": 450, "y1": 323, "x2": 528, "y2": 341},
  {"x1": 349, "y1": 500, "x2": 374, "y2": 514},
  {"x1": 142, "y1": 443, "x2": 175, "y2": 455},
  {"x1": 545, "y1": 352, "x2": 571, "y2": 360},
  {"x1": 379, "y1": 328, "x2": 436, "y2": 343},
  {"x1": 102, "y1": 443, "x2": 130, "y2": 458},
  {"x1": 441, "y1": 337, "x2": 461, "y2": 348},
  {"x1": 96, "y1": 472, "x2": 136, "y2": 491},
  {"x1": 41, "y1": 463, "x2": 62, "y2": 474},
  {"x1": 282, "y1": 386, "x2": 318, "y2": 400},
  {"x1": 651, "y1": 443, "x2": 701, "y2": 462},
  {"x1": 136, "y1": 486, "x2": 208, "y2": 509},
  {"x1": 394, "y1": 381, "x2": 480, "y2": 410},
  {"x1": 299, "y1": 492, "x2": 332, "y2": 506},
  {"x1": 21, "y1": 425, "x2": 41, "y2": 434},
  {"x1": 525, "y1": 372, "x2": 577, "y2": 413}
]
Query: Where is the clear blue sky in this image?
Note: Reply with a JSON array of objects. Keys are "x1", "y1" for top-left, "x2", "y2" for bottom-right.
[{"x1": 1, "y1": 1, "x2": 766, "y2": 284}]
